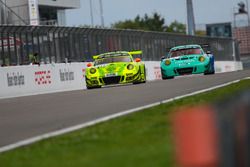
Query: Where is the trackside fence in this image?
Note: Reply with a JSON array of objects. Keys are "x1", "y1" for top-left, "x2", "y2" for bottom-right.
[{"x1": 0, "y1": 25, "x2": 240, "y2": 66}]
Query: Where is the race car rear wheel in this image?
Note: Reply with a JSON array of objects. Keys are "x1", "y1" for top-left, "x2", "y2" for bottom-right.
[
  {"x1": 204, "y1": 60, "x2": 215, "y2": 75},
  {"x1": 141, "y1": 66, "x2": 146, "y2": 83}
]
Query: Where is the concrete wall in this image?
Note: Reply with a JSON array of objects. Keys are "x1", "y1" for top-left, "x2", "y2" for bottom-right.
[
  {"x1": 5, "y1": 0, "x2": 29, "y2": 25},
  {"x1": 214, "y1": 61, "x2": 243, "y2": 73},
  {"x1": 57, "y1": 10, "x2": 66, "y2": 26},
  {"x1": 38, "y1": 0, "x2": 80, "y2": 9},
  {"x1": 3, "y1": 0, "x2": 79, "y2": 25},
  {"x1": 7, "y1": 0, "x2": 80, "y2": 9},
  {"x1": 0, "y1": 63, "x2": 86, "y2": 99},
  {"x1": 0, "y1": 61, "x2": 243, "y2": 99},
  {"x1": 6, "y1": 0, "x2": 27, "y2": 7}
]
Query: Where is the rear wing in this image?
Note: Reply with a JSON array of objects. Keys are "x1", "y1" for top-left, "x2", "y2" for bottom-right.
[
  {"x1": 166, "y1": 44, "x2": 212, "y2": 54},
  {"x1": 129, "y1": 50, "x2": 143, "y2": 60},
  {"x1": 93, "y1": 55, "x2": 99, "y2": 60},
  {"x1": 93, "y1": 50, "x2": 142, "y2": 60},
  {"x1": 128, "y1": 50, "x2": 142, "y2": 55}
]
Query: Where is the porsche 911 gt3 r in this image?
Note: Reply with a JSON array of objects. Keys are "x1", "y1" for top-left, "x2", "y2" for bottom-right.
[
  {"x1": 160, "y1": 44, "x2": 215, "y2": 79},
  {"x1": 85, "y1": 51, "x2": 146, "y2": 89}
]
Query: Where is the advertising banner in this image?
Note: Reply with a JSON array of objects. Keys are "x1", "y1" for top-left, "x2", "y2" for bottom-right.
[{"x1": 28, "y1": 0, "x2": 39, "y2": 25}]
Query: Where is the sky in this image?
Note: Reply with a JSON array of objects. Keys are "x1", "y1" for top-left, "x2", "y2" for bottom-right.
[{"x1": 65, "y1": 0, "x2": 250, "y2": 28}]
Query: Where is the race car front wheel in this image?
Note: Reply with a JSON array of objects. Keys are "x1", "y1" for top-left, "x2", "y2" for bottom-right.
[
  {"x1": 162, "y1": 76, "x2": 174, "y2": 80},
  {"x1": 133, "y1": 68, "x2": 146, "y2": 84},
  {"x1": 86, "y1": 85, "x2": 101, "y2": 89}
]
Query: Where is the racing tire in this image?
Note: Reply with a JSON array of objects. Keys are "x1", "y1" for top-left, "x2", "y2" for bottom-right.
[
  {"x1": 162, "y1": 75, "x2": 174, "y2": 80},
  {"x1": 161, "y1": 68, "x2": 174, "y2": 80},
  {"x1": 204, "y1": 71, "x2": 215, "y2": 75},
  {"x1": 204, "y1": 67, "x2": 215, "y2": 75},
  {"x1": 133, "y1": 68, "x2": 146, "y2": 84},
  {"x1": 141, "y1": 66, "x2": 146, "y2": 83},
  {"x1": 86, "y1": 85, "x2": 101, "y2": 89},
  {"x1": 204, "y1": 58, "x2": 215, "y2": 75}
]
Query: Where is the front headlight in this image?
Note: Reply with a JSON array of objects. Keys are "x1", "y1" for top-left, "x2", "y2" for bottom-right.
[
  {"x1": 165, "y1": 59, "x2": 171, "y2": 65},
  {"x1": 199, "y1": 56, "x2": 205, "y2": 62},
  {"x1": 90, "y1": 68, "x2": 97, "y2": 74},
  {"x1": 127, "y1": 64, "x2": 134, "y2": 70}
]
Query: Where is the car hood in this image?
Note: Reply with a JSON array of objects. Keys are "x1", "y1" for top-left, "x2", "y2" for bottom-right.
[
  {"x1": 94, "y1": 62, "x2": 130, "y2": 74},
  {"x1": 161, "y1": 54, "x2": 208, "y2": 67},
  {"x1": 170, "y1": 54, "x2": 203, "y2": 60}
]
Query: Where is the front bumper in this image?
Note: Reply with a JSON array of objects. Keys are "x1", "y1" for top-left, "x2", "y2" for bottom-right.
[
  {"x1": 86, "y1": 71, "x2": 141, "y2": 87},
  {"x1": 161, "y1": 62, "x2": 210, "y2": 77}
]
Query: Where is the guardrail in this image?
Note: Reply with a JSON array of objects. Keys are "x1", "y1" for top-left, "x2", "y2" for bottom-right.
[{"x1": 0, "y1": 25, "x2": 240, "y2": 66}]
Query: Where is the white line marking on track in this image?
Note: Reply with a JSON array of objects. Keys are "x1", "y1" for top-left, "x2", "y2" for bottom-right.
[{"x1": 0, "y1": 77, "x2": 249, "y2": 153}]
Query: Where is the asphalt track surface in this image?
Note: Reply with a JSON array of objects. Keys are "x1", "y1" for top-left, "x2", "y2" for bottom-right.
[{"x1": 0, "y1": 70, "x2": 250, "y2": 147}]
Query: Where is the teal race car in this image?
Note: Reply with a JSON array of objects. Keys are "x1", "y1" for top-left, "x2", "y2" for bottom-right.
[
  {"x1": 85, "y1": 51, "x2": 146, "y2": 89},
  {"x1": 160, "y1": 44, "x2": 215, "y2": 79}
]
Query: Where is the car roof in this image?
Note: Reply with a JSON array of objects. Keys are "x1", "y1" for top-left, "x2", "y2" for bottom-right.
[{"x1": 170, "y1": 44, "x2": 202, "y2": 51}]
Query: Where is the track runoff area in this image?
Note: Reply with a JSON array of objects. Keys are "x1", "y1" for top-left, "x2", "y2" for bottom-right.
[{"x1": 0, "y1": 69, "x2": 250, "y2": 153}]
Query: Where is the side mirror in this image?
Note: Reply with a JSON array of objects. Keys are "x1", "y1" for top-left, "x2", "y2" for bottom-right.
[
  {"x1": 87, "y1": 63, "x2": 92, "y2": 67},
  {"x1": 135, "y1": 58, "x2": 141, "y2": 62},
  {"x1": 206, "y1": 51, "x2": 211, "y2": 54}
]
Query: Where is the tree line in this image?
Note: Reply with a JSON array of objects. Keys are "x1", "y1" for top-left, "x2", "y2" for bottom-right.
[{"x1": 111, "y1": 12, "x2": 186, "y2": 34}]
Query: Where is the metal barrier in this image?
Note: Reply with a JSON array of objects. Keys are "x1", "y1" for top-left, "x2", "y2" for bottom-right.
[{"x1": 0, "y1": 25, "x2": 240, "y2": 66}]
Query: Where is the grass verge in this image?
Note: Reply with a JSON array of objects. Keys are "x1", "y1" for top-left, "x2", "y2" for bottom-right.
[{"x1": 1, "y1": 79, "x2": 250, "y2": 167}]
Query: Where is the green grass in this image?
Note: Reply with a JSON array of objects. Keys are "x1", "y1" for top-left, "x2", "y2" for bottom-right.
[{"x1": 1, "y1": 79, "x2": 250, "y2": 167}]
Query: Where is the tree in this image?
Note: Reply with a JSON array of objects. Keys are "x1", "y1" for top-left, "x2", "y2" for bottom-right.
[
  {"x1": 112, "y1": 13, "x2": 187, "y2": 34},
  {"x1": 142, "y1": 13, "x2": 166, "y2": 31},
  {"x1": 166, "y1": 20, "x2": 186, "y2": 34},
  {"x1": 112, "y1": 12, "x2": 167, "y2": 32},
  {"x1": 111, "y1": 19, "x2": 141, "y2": 30}
]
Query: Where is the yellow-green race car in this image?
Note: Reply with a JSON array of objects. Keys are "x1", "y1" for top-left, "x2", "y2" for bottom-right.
[{"x1": 85, "y1": 51, "x2": 146, "y2": 89}]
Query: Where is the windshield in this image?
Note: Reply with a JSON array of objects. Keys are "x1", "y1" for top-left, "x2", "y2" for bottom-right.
[
  {"x1": 94, "y1": 56, "x2": 132, "y2": 65},
  {"x1": 169, "y1": 48, "x2": 203, "y2": 58}
]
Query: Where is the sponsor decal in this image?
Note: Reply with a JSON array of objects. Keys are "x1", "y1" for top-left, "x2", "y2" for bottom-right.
[
  {"x1": 59, "y1": 69, "x2": 74, "y2": 81},
  {"x1": 154, "y1": 66, "x2": 162, "y2": 80},
  {"x1": 95, "y1": 64, "x2": 108, "y2": 68},
  {"x1": 82, "y1": 69, "x2": 86, "y2": 78},
  {"x1": 35, "y1": 70, "x2": 52, "y2": 85},
  {"x1": 0, "y1": 37, "x2": 22, "y2": 49},
  {"x1": 7, "y1": 72, "x2": 25, "y2": 87}
]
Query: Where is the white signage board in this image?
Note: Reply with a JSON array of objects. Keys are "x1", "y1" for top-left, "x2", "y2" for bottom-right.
[
  {"x1": 28, "y1": 0, "x2": 39, "y2": 25},
  {"x1": 0, "y1": 61, "x2": 243, "y2": 99}
]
